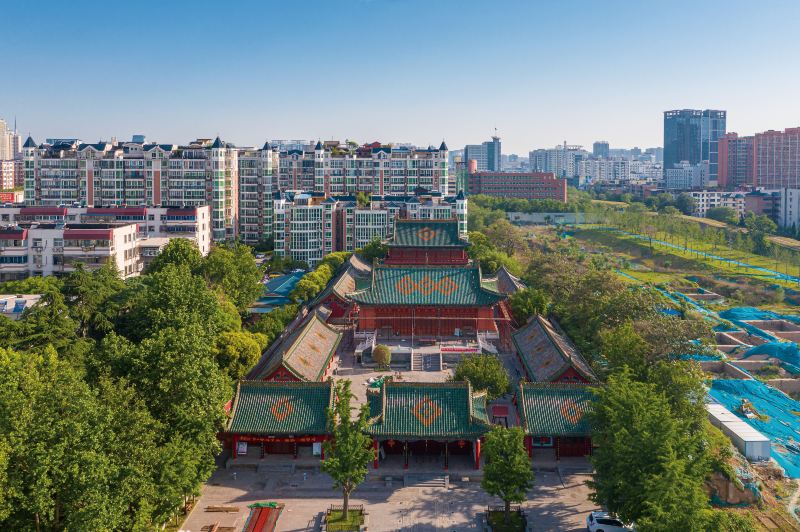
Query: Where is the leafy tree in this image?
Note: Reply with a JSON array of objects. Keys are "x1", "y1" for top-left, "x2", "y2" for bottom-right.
[
  {"x1": 372, "y1": 344, "x2": 391, "y2": 367},
  {"x1": 214, "y1": 330, "x2": 263, "y2": 380},
  {"x1": 0, "y1": 347, "x2": 111, "y2": 530},
  {"x1": 146, "y1": 238, "x2": 203, "y2": 274},
  {"x1": 706, "y1": 206, "x2": 738, "y2": 225},
  {"x1": 483, "y1": 219, "x2": 526, "y2": 256},
  {"x1": 481, "y1": 427, "x2": 534, "y2": 524},
  {"x1": 452, "y1": 354, "x2": 510, "y2": 400},
  {"x1": 0, "y1": 275, "x2": 62, "y2": 296},
  {"x1": 116, "y1": 264, "x2": 234, "y2": 341},
  {"x1": 675, "y1": 193, "x2": 697, "y2": 215},
  {"x1": 61, "y1": 263, "x2": 125, "y2": 338},
  {"x1": 357, "y1": 237, "x2": 388, "y2": 262},
  {"x1": 321, "y1": 380, "x2": 374, "y2": 520},
  {"x1": 589, "y1": 371, "x2": 711, "y2": 529},
  {"x1": 508, "y1": 288, "x2": 550, "y2": 324},
  {"x1": 200, "y1": 243, "x2": 263, "y2": 311}
]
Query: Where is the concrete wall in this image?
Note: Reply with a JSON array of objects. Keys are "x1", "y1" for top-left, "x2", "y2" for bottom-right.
[{"x1": 506, "y1": 212, "x2": 602, "y2": 225}]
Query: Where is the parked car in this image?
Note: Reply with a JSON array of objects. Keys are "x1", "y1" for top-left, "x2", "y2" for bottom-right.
[{"x1": 586, "y1": 511, "x2": 631, "y2": 532}]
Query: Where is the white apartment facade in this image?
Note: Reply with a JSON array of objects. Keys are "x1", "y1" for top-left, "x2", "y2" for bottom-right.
[
  {"x1": 629, "y1": 160, "x2": 663, "y2": 182},
  {"x1": 0, "y1": 205, "x2": 211, "y2": 255},
  {"x1": 276, "y1": 141, "x2": 450, "y2": 197},
  {"x1": 779, "y1": 188, "x2": 800, "y2": 229},
  {"x1": 664, "y1": 161, "x2": 709, "y2": 190},
  {"x1": 579, "y1": 158, "x2": 630, "y2": 182},
  {"x1": 0, "y1": 223, "x2": 141, "y2": 281},
  {"x1": 688, "y1": 190, "x2": 746, "y2": 218},
  {"x1": 272, "y1": 191, "x2": 467, "y2": 267},
  {"x1": 22, "y1": 137, "x2": 239, "y2": 241},
  {"x1": 529, "y1": 144, "x2": 589, "y2": 179}
]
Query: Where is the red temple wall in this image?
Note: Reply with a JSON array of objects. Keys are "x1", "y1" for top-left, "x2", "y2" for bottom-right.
[
  {"x1": 358, "y1": 305, "x2": 496, "y2": 335},
  {"x1": 385, "y1": 247, "x2": 468, "y2": 265},
  {"x1": 552, "y1": 367, "x2": 590, "y2": 384},
  {"x1": 262, "y1": 366, "x2": 302, "y2": 382}
]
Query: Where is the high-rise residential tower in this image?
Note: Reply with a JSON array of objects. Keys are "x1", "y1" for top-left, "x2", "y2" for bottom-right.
[
  {"x1": 663, "y1": 109, "x2": 726, "y2": 182},
  {"x1": 464, "y1": 136, "x2": 501, "y2": 172},
  {"x1": 592, "y1": 141, "x2": 610, "y2": 159}
]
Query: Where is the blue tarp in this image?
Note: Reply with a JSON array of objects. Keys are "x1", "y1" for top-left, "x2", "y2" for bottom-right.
[
  {"x1": 739, "y1": 342, "x2": 800, "y2": 374},
  {"x1": 708, "y1": 379, "x2": 800, "y2": 478}
]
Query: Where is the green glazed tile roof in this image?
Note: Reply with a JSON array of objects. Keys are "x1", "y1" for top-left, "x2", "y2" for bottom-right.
[
  {"x1": 349, "y1": 265, "x2": 504, "y2": 307},
  {"x1": 250, "y1": 312, "x2": 342, "y2": 381},
  {"x1": 391, "y1": 219, "x2": 467, "y2": 248},
  {"x1": 367, "y1": 382, "x2": 491, "y2": 439},
  {"x1": 517, "y1": 382, "x2": 593, "y2": 437},
  {"x1": 225, "y1": 380, "x2": 333, "y2": 435},
  {"x1": 512, "y1": 315, "x2": 596, "y2": 382}
]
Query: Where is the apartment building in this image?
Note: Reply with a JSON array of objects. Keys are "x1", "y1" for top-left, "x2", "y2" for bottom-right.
[
  {"x1": 0, "y1": 205, "x2": 211, "y2": 255},
  {"x1": 529, "y1": 143, "x2": 588, "y2": 179},
  {"x1": 0, "y1": 160, "x2": 17, "y2": 189},
  {"x1": 275, "y1": 141, "x2": 449, "y2": 197},
  {"x1": 578, "y1": 159, "x2": 630, "y2": 183},
  {"x1": 467, "y1": 169, "x2": 567, "y2": 201},
  {"x1": 237, "y1": 144, "x2": 277, "y2": 245},
  {"x1": 664, "y1": 161, "x2": 709, "y2": 190},
  {"x1": 0, "y1": 119, "x2": 21, "y2": 161},
  {"x1": 0, "y1": 222, "x2": 141, "y2": 281},
  {"x1": 688, "y1": 190, "x2": 745, "y2": 218},
  {"x1": 464, "y1": 136, "x2": 501, "y2": 172},
  {"x1": 629, "y1": 160, "x2": 663, "y2": 182},
  {"x1": 272, "y1": 191, "x2": 467, "y2": 267},
  {"x1": 22, "y1": 136, "x2": 239, "y2": 241},
  {"x1": 778, "y1": 189, "x2": 800, "y2": 229},
  {"x1": 718, "y1": 128, "x2": 800, "y2": 189}
]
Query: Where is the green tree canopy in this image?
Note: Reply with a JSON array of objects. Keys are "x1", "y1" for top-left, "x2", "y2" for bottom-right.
[
  {"x1": 589, "y1": 371, "x2": 711, "y2": 529},
  {"x1": 200, "y1": 243, "x2": 263, "y2": 311},
  {"x1": 508, "y1": 288, "x2": 550, "y2": 324},
  {"x1": 452, "y1": 354, "x2": 510, "y2": 401},
  {"x1": 481, "y1": 427, "x2": 534, "y2": 524},
  {"x1": 321, "y1": 380, "x2": 374, "y2": 520},
  {"x1": 145, "y1": 238, "x2": 203, "y2": 275}
]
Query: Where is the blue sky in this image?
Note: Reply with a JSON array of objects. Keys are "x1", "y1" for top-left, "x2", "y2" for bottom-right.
[{"x1": 3, "y1": 0, "x2": 799, "y2": 154}]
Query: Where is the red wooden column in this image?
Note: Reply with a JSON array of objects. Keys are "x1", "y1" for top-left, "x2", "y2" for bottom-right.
[
  {"x1": 373, "y1": 438, "x2": 379, "y2": 469},
  {"x1": 403, "y1": 442, "x2": 409, "y2": 470},
  {"x1": 232, "y1": 435, "x2": 239, "y2": 459},
  {"x1": 320, "y1": 438, "x2": 325, "y2": 460},
  {"x1": 444, "y1": 442, "x2": 449, "y2": 471},
  {"x1": 525, "y1": 436, "x2": 533, "y2": 458},
  {"x1": 474, "y1": 439, "x2": 481, "y2": 470}
]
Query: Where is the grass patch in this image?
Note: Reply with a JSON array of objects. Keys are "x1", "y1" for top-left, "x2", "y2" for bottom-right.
[
  {"x1": 487, "y1": 510, "x2": 525, "y2": 531},
  {"x1": 326, "y1": 509, "x2": 364, "y2": 531}
]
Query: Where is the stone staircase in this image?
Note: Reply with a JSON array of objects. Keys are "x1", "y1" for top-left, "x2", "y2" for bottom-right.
[
  {"x1": 403, "y1": 473, "x2": 449, "y2": 488},
  {"x1": 411, "y1": 351, "x2": 423, "y2": 371},
  {"x1": 257, "y1": 463, "x2": 295, "y2": 475}
]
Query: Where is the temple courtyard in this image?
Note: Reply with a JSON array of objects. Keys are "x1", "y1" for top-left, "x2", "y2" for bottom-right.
[{"x1": 180, "y1": 461, "x2": 598, "y2": 531}]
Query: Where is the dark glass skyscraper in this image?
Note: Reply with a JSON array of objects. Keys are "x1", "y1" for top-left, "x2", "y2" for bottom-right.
[{"x1": 663, "y1": 109, "x2": 726, "y2": 181}]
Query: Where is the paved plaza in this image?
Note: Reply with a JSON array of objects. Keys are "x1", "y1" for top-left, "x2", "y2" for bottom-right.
[{"x1": 181, "y1": 464, "x2": 598, "y2": 531}]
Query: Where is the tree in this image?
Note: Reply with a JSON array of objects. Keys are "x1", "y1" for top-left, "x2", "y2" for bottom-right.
[
  {"x1": 484, "y1": 219, "x2": 526, "y2": 257},
  {"x1": 321, "y1": 380, "x2": 373, "y2": 520},
  {"x1": 508, "y1": 288, "x2": 550, "y2": 324},
  {"x1": 452, "y1": 354, "x2": 510, "y2": 400},
  {"x1": 357, "y1": 237, "x2": 388, "y2": 262},
  {"x1": 214, "y1": 330, "x2": 263, "y2": 380},
  {"x1": 61, "y1": 263, "x2": 125, "y2": 339},
  {"x1": 372, "y1": 344, "x2": 391, "y2": 368},
  {"x1": 589, "y1": 371, "x2": 711, "y2": 528},
  {"x1": 200, "y1": 243, "x2": 263, "y2": 311},
  {"x1": 481, "y1": 427, "x2": 534, "y2": 524},
  {"x1": 146, "y1": 238, "x2": 203, "y2": 274},
  {"x1": 675, "y1": 193, "x2": 697, "y2": 215},
  {"x1": 706, "y1": 206, "x2": 738, "y2": 225},
  {"x1": 116, "y1": 264, "x2": 236, "y2": 342}
]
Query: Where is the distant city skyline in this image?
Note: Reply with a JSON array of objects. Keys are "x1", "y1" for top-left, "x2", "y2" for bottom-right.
[{"x1": 3, "y1": 0, "x2": 800, "y2": 154}]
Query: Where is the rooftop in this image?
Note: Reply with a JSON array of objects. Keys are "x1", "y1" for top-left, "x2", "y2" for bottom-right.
[{"x1": 517, "y1": 382, "x2": 593, "y2": 436}]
